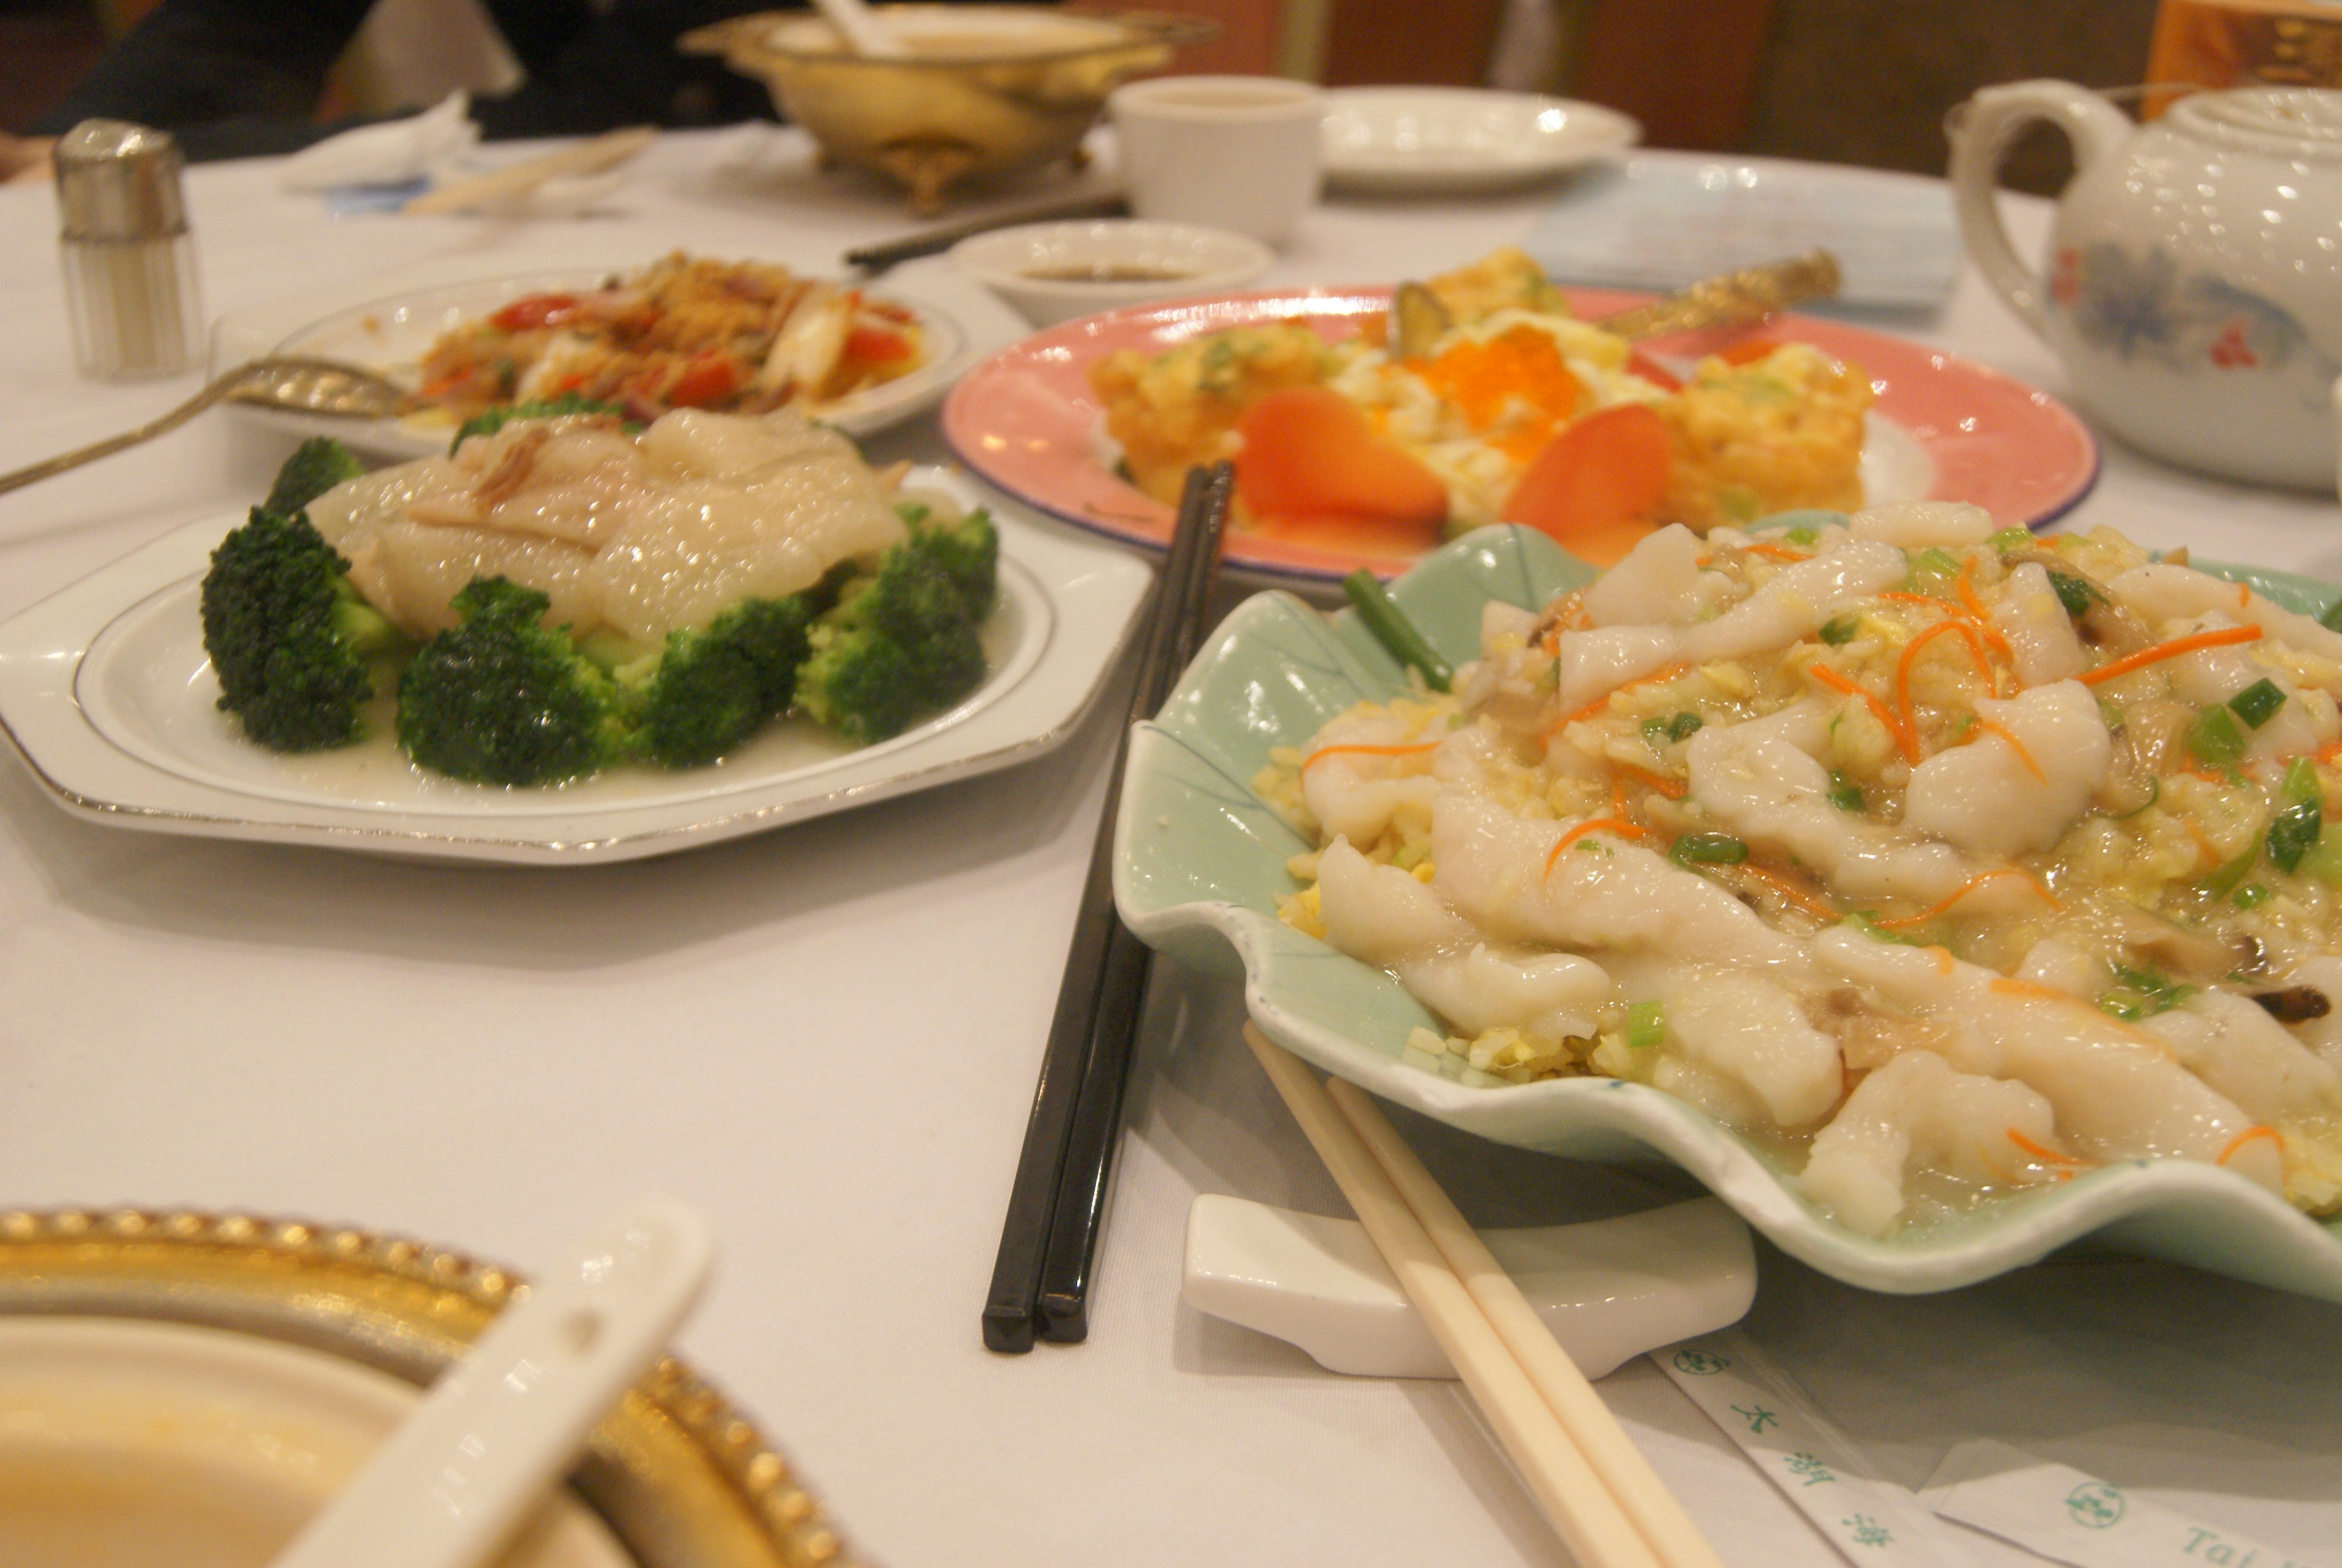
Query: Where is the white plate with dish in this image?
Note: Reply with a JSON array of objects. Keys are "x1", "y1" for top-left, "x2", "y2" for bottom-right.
[
  {"x1": 208, "y1": 255, "x2": 1028, "y2": 460},
  {"x1": 0, "y1": 469, "x2": 1150, "y2": 864},
  {"x1": 1319, "y1": 88, "x2": 1641, "y2": 196}
]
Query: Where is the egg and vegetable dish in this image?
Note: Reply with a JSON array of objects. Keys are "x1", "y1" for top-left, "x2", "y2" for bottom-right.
[
  {"x1": 199, "y1": 411, "x2": 995, "y2": 786},
  {"x1": 414, "y1": 252, "x2": 929, "y2": 427},
  {"x1": 1261, "y1": 502, "x2": 2342, "y2": 1236},
  {"x1": 1089, "y1": 248, "x2": 1871, "y2": 565}
]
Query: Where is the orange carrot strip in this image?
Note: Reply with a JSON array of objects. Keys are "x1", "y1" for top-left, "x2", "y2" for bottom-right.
[
  {"x1": 1616, "y1": 762, "x2": 1689, "y2": 800},
  {"x1": 1875, "y1": 591, "x2": 1953, "y2": 611},
  {"x1": 1974, "y1": 717, "x2": 2047, "y2": 782},
  {"x1": 1873, "y1": 870, "x2": 2062, "y2": 929},
  {"x1": 1741, "y1": 541, "x2": 1812, "y2": 563},
  {"x1": 1733, "y1": 862, "x2": 1842, "y2": 923},
  {"x1": 2217, "y1": 1125, "x2": 2283, "y2": 1166},
  {"x1": 1608, "y1": 775, "x2": 1629, "y2": 819},
  {"x1": 1990, "y1": 977, "x2": 2083, "y2": 1005},
  {"x1": 1542, "y1": 818, "x2": 1644, "y2": 878},
  {"x1": 1300, "y1": 741, "x2": 1441, "y2": 774},
  {"x1": 1895, "y1": 620, "x2": 1996, "y2": 745},
  {"x1": 2078, "y1": 625, "x2": 2265, "y2": 687},
  {"x1": 2007, "y1": 1128, "x2": 2088, "y2": 1168},
  {"x1": 1541, "y1": 662, "x2": 1694, "y2": 740},
  {"x1": 1811, "y1": 662, "x2": 1919, "y2": 765},
  {"x1": 1956, "y1": 557, "x2": 1991, "y2": 621}
]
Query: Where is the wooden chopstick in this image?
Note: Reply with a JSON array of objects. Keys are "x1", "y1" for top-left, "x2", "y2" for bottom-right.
[
  {"x1": 1325, "y1": 1076, "x2": 1726, "y2": 1568},
  {"x1": 982, "y1": 463, "x2": 1233, "y2": 1354},
  {"x1": 1242, "y1": 1026, "x2": 1664, "y2": 1568},
  {"x1": 402, "y1": 126, "x2": 657, "y2": 216},
  {"x1": 843, "y1": 193, "x2": 1131, "y2": 273}
]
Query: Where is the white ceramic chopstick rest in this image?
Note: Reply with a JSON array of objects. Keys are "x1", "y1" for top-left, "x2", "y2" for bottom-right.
[
  {"x1": 269, "y1": 1201, "x2": 714, "y2": 1568},
  {"x1": 1183, "y1": 1195, "x2": 1754, "y2": 1379}
]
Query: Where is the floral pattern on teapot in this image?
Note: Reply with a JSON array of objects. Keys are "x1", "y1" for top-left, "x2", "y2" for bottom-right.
[{"x1": 2050, "y1": 242, "x2": 2342, "y2": 413}]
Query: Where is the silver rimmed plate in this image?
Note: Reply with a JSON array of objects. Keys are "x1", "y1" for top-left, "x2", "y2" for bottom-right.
[
  {"x1": 209, "y1": 256, "x2": 1027, "y2": 459},
  {"x1": 1319, "y1": 88, "x2": 1641, "y2": 195},
  {"x1": 0, "y1": 469, "x2": 1150, "y2": 864}
]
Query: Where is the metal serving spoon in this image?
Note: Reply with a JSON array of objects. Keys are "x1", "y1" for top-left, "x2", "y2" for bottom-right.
[{"x1": 0, "y1": 356, "x2": 413, "y2": 499}]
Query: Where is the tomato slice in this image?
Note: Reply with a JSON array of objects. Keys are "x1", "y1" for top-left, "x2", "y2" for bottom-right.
[
  {"x1": 489, "y1": 293, "x2": 582, "y2": 333},
  {"x1": 1232, "y1": 387, "x2": 1449, "y2": 531},
  {"x1": 844, "y1": 325, "x2": 916, "y2": 365},
  {"x1": 1500, "y1": 403, "x2": 1674, "y2": 566},
  {"x1": 665, "y1": 351, "x2": 745, "y2": 409},
  {"x1": 1714, "y1": 337, "x2": 1783, "y2": 367}
]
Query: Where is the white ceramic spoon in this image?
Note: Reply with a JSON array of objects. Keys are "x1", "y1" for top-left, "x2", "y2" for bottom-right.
[
  {"x1": 269, "y1": 1201, "x2": 714, "y2": 1568},
  {"x1": 811, "y1": 0, "x2": 909, "y2": 57}
]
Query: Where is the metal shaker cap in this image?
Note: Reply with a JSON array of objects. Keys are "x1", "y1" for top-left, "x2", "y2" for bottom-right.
[{"x1": 55, "y1": 120, "x2": 188, "y2": 241}]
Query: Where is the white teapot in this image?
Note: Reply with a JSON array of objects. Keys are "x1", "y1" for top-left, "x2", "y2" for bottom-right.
[{"x1": 1948, "y1": 82, "x2": 2342, "y2": 490}]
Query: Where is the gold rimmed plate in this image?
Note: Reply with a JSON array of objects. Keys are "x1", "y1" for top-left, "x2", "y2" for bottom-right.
[{"x1": 0, "y1": 1208, "x2": 850, "y2": 1567}]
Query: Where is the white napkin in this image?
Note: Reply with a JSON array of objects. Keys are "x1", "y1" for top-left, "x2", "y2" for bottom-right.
[{"x1": 281, "y1": 91, "x2": 480, "y2": 191}]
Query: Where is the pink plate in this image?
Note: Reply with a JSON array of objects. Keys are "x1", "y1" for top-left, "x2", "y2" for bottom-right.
[{"x1": 942, "y1": 286, "x2": 2100, "y2": 584}]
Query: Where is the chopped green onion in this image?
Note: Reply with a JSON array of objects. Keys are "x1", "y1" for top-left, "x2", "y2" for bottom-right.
[
  {"x1": 2268, "y1": 800, "x2": 2321, "y2": 874},
  {"x1": 2201, "y1": 843, "x2": 2259, "y2": 898},
  {"x1": 1818, "y1": 615, "x2": 1858, "y2": 646},
  {"x1": 2187, "y1": 706, "x2": 2247, "y2": 767},
  {"x1": 1625, "y1": 1001, "x2": 1666, "y2": 1048},
  {"x1": 1669, "y1": 832, "x2": 1748, "y2": 866},
  {"x1": 2099, "y1": 964, "x2": 2197, "y2": 1021},
  {"x1": 1536, "y1": 657, "x2": 1560, "y2": 693},
  {"x1": 2298, "y1": 830, "x2": 2342, "y2": 886},
  {"x1": 2235, "y1": 882, "x2": 2274, "y2": 909},
  {"x1": 893, "y1": 500, "x2": 933, "y2": 525},
  {"x1": 2283, "y1": 755, "x2": 2322, "y2": 808},
  {"x1": 1827, "y1": 770, "x2": 1866, "y2": 812},
  {"x1": 2105, "y1": 775, "x2": 2161, "y2": 820},
  {"x1": 2228, "y1": 679, "x2": 2286, "y2": 729},
  {"x1": 1988, "y1": 527, "x2": 2033, "y2": 551},
  {"x1": 1910, "y1": 546, "x2": 1959, "y2": 578},
  {"x1": 1785, "y1": 525, "x2": 1820, "y2": 546},
  {"x1": 1666, "y1": 711, "x2": 1703, "y2": 742},
  {"x1": 2322, "y1": 596, "x2": 2342, "y2": 635},
  {"x1": 2046, "y1": 569, "x2": 2102, "y2": 618},
  {"x1": 1341, "y1": 570, "x2": 1452, "y2": 692}
]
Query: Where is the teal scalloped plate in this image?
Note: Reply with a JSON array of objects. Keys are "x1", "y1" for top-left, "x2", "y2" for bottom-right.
[{"x1": 1114, "y1": 525, "x2": 2342, "y2": 1301}]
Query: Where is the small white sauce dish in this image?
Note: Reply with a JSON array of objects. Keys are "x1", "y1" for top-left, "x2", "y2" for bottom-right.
[{"x1": 950, "y1": 219, "x2": 1273, "y2": 326}]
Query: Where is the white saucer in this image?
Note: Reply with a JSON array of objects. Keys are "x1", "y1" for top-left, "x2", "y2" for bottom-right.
[{"x1": 1320, "y1": 88, "x2": 1641, "y2": 196}]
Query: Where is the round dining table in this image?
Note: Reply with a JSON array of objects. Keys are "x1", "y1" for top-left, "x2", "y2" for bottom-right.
[{"x1": 0, "y1": 125, "x2": 2338, "y2": 1568}]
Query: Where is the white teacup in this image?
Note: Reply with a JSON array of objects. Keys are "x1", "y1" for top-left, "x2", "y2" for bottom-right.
[{"x1": 1109, "y1": 75, "x2": 1324, "y2": 247}]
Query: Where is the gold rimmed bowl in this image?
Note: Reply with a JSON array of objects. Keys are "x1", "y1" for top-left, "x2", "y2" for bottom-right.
[
  {"x1": 0, "y1": 1208, "x2": 850, "y2": 1568},
  {"x1": 682, "y1": 5, "x2": 1217, "y2": 212}
]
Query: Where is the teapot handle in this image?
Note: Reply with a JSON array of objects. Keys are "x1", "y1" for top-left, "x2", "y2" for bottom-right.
[{"x1": 1946, "y1": 80, "x2": 2132, "y2": 338}]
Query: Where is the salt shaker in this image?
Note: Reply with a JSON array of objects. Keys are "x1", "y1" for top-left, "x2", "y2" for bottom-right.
[{"x1": 54, "y1": 119, "x2": 204, "y2": 381}]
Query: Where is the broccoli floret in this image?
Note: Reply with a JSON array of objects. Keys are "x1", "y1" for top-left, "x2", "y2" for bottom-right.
[
  {"x1": 797, "y1": 545, "x2": 986, "y2": 745},
  {"x1": 900, "y1": 502, "x2": 997, "y2": 620},
  {"x1": 450, "y1": 394, "x2": 631, "y2": 454},
  {"x1": 613, "y1": 596, "x2": 816, "y2": 768},
  {"x1": 200, "y1": 507, "x2": 409, "y2": 751},
  {"x1": 396, "y1": 578, "x2": 636, "y2": 785},
  {"x1": 263, "y1": 437, "x2": 365, "y2": 517}
]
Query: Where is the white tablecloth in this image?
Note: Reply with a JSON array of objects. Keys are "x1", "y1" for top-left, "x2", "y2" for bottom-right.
[{"x1": 0, "y1": 129, "x2": 2338, "y2": 1568}]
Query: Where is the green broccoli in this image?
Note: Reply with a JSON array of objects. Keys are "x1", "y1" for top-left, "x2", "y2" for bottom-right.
[
  {"x1": 450, "y1": 393, "x2": 631, "y2": 454},
  {"x1": 797, "y1": 545, "x2": 987, "y2": 745},
  {"x1": 899, "y1": 501, "x2": 997, "y2": 620},
  {"x1": 611, "y1": 596, "x2": 817, "y2": 768},
  {"x1": 199, "y1": 506, "x2": 409, "y2": 751},
  {"x1": 396, "y1": 578, "x2": 636, "y2": 785},
  {"x1": 263, "y1": 437, "x2": 365, "y2": 517}
]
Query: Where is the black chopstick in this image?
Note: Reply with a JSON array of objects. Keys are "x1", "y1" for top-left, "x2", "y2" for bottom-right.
[
  {"x1": 982, "y1": 463, "x2": 1233, "y2": 1354},
  {"x1": 844, "y1": 192, "x2": 1131, "y2": 274}
]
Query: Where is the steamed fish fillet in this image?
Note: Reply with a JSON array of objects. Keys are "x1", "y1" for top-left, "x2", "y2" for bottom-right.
[
  {"x1": 1800, "y1": 1050, "x2": 2068, "y2": 1237},
  {"x1": 306, "y1": 409, "x2": 906, "y2": 643}
]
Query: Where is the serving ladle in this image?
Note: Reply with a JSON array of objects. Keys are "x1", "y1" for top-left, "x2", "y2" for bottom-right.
[{"x1": 0, "y1": 356, "x2": 414, "y2": 499}]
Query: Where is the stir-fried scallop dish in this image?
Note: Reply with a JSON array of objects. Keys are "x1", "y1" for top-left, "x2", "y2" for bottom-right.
[{"x1": 1260, "y1": 502, "x2": 2342, "y2": 1236}]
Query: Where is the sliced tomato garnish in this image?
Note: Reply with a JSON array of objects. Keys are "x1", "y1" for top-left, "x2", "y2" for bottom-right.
[
  {"x1": 844, "y1": 325, "x2": 916, "y2": 365},
  {"x1": 488, "y1": 293, "x2": 583, "y2": 333},
  {"x1": 1624, "y1": 349, "x2": 1683, "y2": 392},
  {"x1": 1500, "y1": 403, "x2": 1674, "y2": 566},
  {"x1": 665, "y1": 351, "x2": 746, "y2": 408},
  {"x1": 1714, "y1": 337, "x2": 1783, "y2": 367},
  {"x1": 1233, "y1": 386, "x2": 1449, "y2": 534}
]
